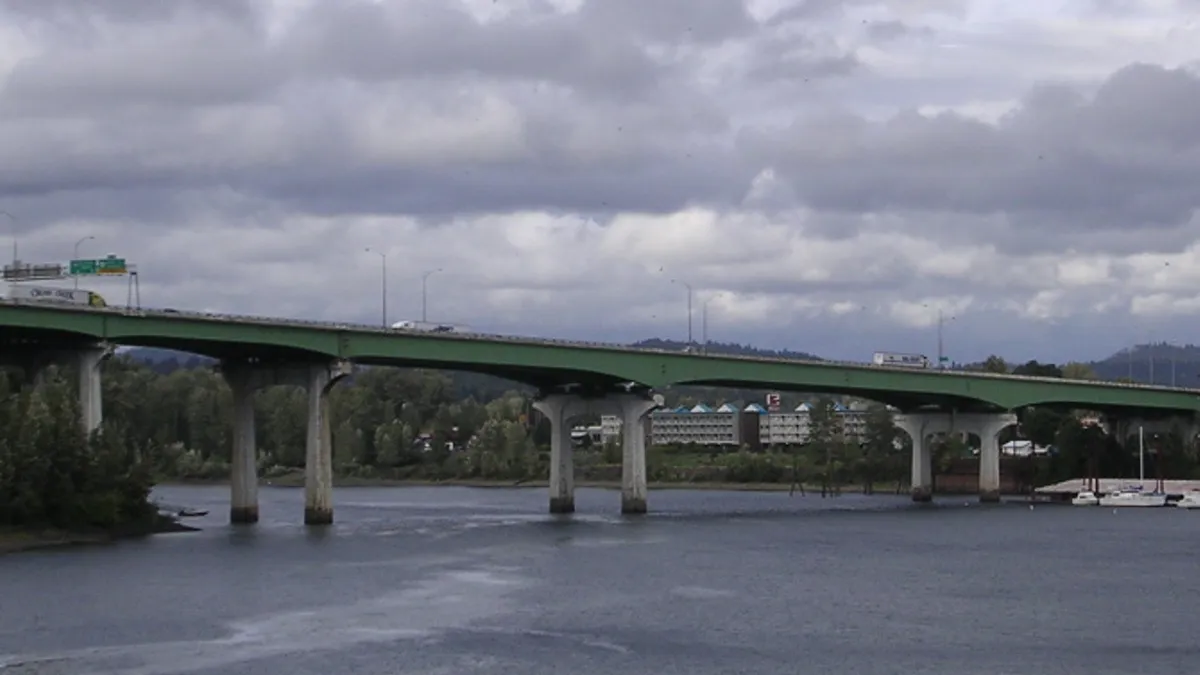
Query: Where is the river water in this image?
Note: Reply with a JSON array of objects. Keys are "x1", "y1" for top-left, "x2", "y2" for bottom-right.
[{"x1": 0, "y1": 486, "x2": 1196, "y2": 674}]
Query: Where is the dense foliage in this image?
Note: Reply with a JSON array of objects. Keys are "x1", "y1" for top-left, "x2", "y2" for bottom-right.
[
  {"x1": 0, "y1": 368, "x2": 156, "y2": 530},
  {"x1": 4, "y1": 346, "x2": 1198, "y2": 533}
]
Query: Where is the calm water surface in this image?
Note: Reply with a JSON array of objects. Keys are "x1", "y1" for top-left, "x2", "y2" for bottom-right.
[{"x1": 1, "y1": 486, "x2": 1197, "y2": 674}]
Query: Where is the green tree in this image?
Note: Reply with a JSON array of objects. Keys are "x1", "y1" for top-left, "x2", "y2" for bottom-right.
[
  {"x1": 860, "y1": 404, "x2": 897, "y2": 494},
  {"x1": 980, "y1": 355, "x2": 1009, "y2": 373},
  {"x1": 806, "y1": 397, "x2": 843, "y2": 496}
]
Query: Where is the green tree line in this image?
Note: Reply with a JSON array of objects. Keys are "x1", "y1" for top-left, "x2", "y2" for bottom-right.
[
  {"x1": 0, "y1": 367, "x2": 156, "y2": 531},
  {"x1": 5, "y1": 351, "x2": 1199, "y2": 534}
]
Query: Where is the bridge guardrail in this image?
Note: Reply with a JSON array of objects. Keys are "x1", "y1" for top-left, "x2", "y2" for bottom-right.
[{"x1": 0, "y1": 298, "x2": 1196, "y2": 395}]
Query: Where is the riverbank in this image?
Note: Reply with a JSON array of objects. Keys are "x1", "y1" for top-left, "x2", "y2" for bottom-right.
[
  {"x1": 0, "y1": 516, "x2": 198, "y2": 556},
  {"x1": 164, "y1": 472, "x2": 907, "y2": 494}
]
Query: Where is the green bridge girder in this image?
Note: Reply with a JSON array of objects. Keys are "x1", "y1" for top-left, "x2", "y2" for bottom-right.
[{"x1": 1, "y1": 301, "x2": 1198, "y2": 416}]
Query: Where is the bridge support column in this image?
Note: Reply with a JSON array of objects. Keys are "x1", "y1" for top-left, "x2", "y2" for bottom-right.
[
  {"x1": 75, "y1": 345, "x2": 114, "y2": 437},
  {"x1": 896, "y1": 412, "x2": 1017, "y2": 503},
  {"x1": 2, "y1": 344, "x2": 113, "y2": 435},
  {"x1": 895, "y1": 415, "x2": 941, "y2": 502},
  {"x1": 533, "y1": 396, "x2": 577, "y2": 514},
  {"x1": 976, "y1": 414, "x2": 1017, "y2": 503},
  {"x1": 304, "y1": 360, "x2": 352, "y2": 526},
  {"x1": 533, "y1": 390, "x2": 660, "y2": 515},
  {"x1": 217, "y1": 358, "x2": 351, "y2": 526},
  {"x1": 619, "y1": 395, "x2": 657, "y2": 515},
  {"x1": 222, "y1": 363, "x2": 261, "y2": 525}
]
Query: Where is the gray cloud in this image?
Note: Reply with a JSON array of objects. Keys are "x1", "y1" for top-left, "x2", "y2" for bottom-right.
[
  {"x1": 741, "y1": 63, "x2": 1200, "y2": 252},
  {"x1": 1, "y1": 0, "x2": 1199, "y2": 365}
]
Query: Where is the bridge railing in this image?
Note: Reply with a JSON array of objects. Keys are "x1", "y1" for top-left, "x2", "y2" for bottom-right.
[{"x1": 1, "y1": 298, "x2": 1195, "y2": 395}]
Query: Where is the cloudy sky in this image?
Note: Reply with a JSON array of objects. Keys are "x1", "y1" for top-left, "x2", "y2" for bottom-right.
[{"x1": 2, "y1": 0, "x2": 1199, "y2": 365}]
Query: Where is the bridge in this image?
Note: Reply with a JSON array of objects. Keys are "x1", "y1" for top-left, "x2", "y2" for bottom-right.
[{"x1": 1, "y1": 299, "x2": 1197, "y2": 523}]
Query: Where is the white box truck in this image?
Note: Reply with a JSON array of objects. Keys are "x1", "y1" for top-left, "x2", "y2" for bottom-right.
[
  {"x1": 7, "y1": 285, "x2": 107, "y2": 307},
  {"x1": 872, "y1": 352, "x2": 930, "y2": 368}
]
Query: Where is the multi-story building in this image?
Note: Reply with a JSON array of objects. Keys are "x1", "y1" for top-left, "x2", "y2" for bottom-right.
[
  {"x1": 591, "y1": 399, "x2": 888, "y2": 449},
  {"x1": 650, "y1": 403, "x2": 743, "y2": 446}
]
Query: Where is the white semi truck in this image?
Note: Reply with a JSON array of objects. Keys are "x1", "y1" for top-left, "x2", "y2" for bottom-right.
[
  {"x1": 390, "y1": 320, "x2": 457, "y2": 333},
  {"x1": 6, "y1": 285, "x2": 107, "y2": 307},
  {"x1": 872, "y1": 351, "x2": 930, "y2": 368}
]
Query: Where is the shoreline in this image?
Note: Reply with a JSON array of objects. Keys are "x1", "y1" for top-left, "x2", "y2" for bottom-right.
[
  {"x1": 0, "y1": 517, "x2": 198, "y2": 557},
  {"x1": 161, "y1": 475, "x2": 912, "y2": 494}
]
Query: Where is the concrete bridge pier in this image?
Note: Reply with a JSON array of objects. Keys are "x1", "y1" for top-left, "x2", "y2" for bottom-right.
[
  {"x1": 221, "y1": 362, "x2": 262, "y2": 524},
  {"x1": 534, "y1": 390, "x2": 660, "y2": 515},
  {"x1": 894, "y1": 412, "x2": 1017, "y2": 503},
  {"x1": 532, "y1": 395, "x2": 578, "y2": 514},
  {"x1": 894, "y1": 414, "x2": 941, "y2": 502},
  {"x1": 218, "y1": 358, "x2": 351, "y2": 526},
  {"x1": 975, "y1": 414, "x2": 1018, "y2": 502},
  {"x1": 304, "y1": 360, "x2": 352, "y2": 526},
  {"x1": 2, "y1": 343, "x2": 114, "y2": 436},
  {"x1": 617, "y1": 396, "x2": 658, "y2": 515}
]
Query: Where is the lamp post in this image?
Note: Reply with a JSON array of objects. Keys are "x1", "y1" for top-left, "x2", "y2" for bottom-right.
[
  {"x1": 0, "y1": 210, "x2": 15, "y2": 264},
  {"x1": 701, "y1": 292, "x2": 725, "y2": 355},
  {"x1": 365, "y1": 248, "x2": 387, "y2": 327},
  {"x1": 923, "y1": 304, "x2": 955, "y2": 368},
  {"x1": 73, "y1": 235, "x2": 95, "y2": 289},
  {"x1": 670, "y1": 278, "x2": 694, "y2": 348},
  {"x1": 421, "y1": 268, "x2": 442, "y2": 324}
]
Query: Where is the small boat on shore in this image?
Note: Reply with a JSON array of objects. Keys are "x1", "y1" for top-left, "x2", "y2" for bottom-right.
[
  {"x1": 1071, "y1": 489, "x2": 1099, "y2": 506},
  {"x1": 1176, "y1": 491, "x2": 1200, "y2": 509}
]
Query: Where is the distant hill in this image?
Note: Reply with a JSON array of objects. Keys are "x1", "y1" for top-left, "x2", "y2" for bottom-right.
[{"x1": 1089, "y1": 343, "x2": 1200, "y2": 386}]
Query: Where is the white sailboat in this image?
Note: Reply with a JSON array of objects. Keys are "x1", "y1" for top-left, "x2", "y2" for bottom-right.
[
  {"x1": 1176, "y1": 491, "x2": 1200, "y2": 509},
  {"x1": 1098, "y1": 426, "x2": 1168, "y2": 508}
]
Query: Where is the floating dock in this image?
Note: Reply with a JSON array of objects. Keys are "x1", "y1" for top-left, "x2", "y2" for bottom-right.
[{"x1": 1035, "y1": 478, "x2": 1200, "y2": 502}]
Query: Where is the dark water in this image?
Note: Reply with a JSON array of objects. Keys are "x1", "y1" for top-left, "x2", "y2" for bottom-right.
[{"x1": 1, "y1": 486, "x2": 1197, "y2": 674}]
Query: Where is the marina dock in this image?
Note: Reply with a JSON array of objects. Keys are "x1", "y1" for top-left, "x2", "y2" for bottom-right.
[{"x1": 1035, "y1": 478, "x2": 1200, "y2": 502}]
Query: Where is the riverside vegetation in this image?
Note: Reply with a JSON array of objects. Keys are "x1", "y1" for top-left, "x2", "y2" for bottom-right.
[
  {"x1": 2, "y1": 348, "x2": 1198, "y2": 550},
  {"x1": 20, "y1": 352, "x2": 1200, "y2": 489},
  {"x1": 0, "y1": 367, "x2": 169, "y2": 553}
]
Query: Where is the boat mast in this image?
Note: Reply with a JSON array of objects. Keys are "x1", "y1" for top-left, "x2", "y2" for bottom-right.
[{"x1": 1139, "y1": 425, "x2": 1145, "y2": 483}]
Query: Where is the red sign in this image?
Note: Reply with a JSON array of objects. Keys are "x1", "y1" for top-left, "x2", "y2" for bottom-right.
[{"x1": 765, "y1": 393, "x2": 781, "y2": 412}]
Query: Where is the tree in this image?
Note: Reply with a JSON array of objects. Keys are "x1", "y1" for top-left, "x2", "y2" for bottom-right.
[
  {"x1": 981, "y1": 355, "x2": 1009, "y2": 373},
  {"x1": 1061, "y1": 362, "x2": 1098, "y2": 380},
  {"x1": 806, "y1": 397, "x2": 843, "y2": 496},
  {"x1": 860, "y1": 404, "x2": 898, "y2": 494}
]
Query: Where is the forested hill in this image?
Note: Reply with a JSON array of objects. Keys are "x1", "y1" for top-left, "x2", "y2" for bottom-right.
[{"x1": 1088, "y1": 343, "x2": 1200, "y2": 386}]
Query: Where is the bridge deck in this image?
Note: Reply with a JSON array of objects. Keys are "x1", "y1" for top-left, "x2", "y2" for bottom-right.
[{"x1": 2, "y1": 299, "x2": 1197, "y2": 395}]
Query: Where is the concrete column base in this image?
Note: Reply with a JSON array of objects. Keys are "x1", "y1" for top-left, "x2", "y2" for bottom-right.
[
  {"x1": 549, "y1": 497, "x2": 575, "y2": 514},
  {"x1": 621, "y1": 497, "x2": 647, "y2": 515},
  {"x1": 911, "y1": 487, "x2": 933, "y2": 503},
  {"x1": 304, "y1": 508, "x2": 333, "y2": 526},
  {"x1": 230, "y1": 506, "x2": 259, "y2": 524},
  {"x1": 979, "y1": 491, "x2": 1001, "y2": 503}
]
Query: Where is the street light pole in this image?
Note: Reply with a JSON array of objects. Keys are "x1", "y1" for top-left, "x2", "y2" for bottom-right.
[
  {"x1": 702, "y1": 293, "x2": 724, "y2": 355},
  {"x1": 421, "y1": 268, "x2": 442, "y2": 324},
  {"x1": 671, "y1": 278, "x2": 693, "y2": 347},
  {"x1": 937, "y1": 308, "x2": 944, "y2": 369},
  {"x1": 365, "y1": 248, "x2": 387, "y2": 327},
  {"x1": 73, "y1": 235, "x2": 95, "y2": 289},
  {"x1": 0, "y1": 210, "x2": 16, "y2": 264}
]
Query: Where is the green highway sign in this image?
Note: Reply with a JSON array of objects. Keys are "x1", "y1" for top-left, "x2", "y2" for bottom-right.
[
  {"x1": 97, "y1": 256, "x2": 126, "y2": 275},
  {"x1": 70, "y1": 255, "x2": 127, "y2": 276},
  {"x1": 69, "y1": 259, "x2": 96, "y2": 275}
]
